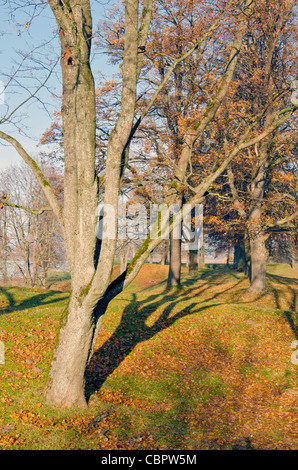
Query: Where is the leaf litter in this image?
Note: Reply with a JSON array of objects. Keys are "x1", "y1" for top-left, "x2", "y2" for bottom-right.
[{"x1": 0, "y1": 264, "x2": 297, "y2": 449}]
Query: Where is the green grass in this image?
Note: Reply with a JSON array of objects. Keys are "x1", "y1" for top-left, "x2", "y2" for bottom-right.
[{"x1": 0, "y1": 263, "x2": 297, "y2": 450}]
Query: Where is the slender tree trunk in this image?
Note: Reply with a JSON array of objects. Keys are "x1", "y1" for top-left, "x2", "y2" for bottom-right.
[
  {"x1": 226, "y1": 245, "x2": 231, "y2": 265},
  {"x1": 188, "y1": 248, "x2": 198, "y2": 275},
  {"x1": 25, "y1": 244, "x2": 34, "y2": 287},
  {"x1": 2, "y1": 208, "x2": 8, "y2": 284},
  {"x1": 167, "y1": 232, "x2": 182, "y2": 287},
  {"x1": 160, "y1": 240, "x2": 169, "y2": 265},
  {"x1": 234, "y1": 237, "x2": 247, "y2": 272},
  {"x1": 290, "y1": 237, "x2": 296, "y2": 269},
  {"x1": 198, "y1": 230, "x2": 205, "y2": 266},
  {"x1": 120, "y1": 241, "x2": 130, "y2": 274},
  {"x1": 167, "y1": 193, "x2": 183, "y2": 287}
]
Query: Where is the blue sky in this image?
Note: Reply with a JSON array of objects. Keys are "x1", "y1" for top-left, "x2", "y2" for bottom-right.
[{"x1": 0, "y1": 0, "x2": 117, "y2": 170}]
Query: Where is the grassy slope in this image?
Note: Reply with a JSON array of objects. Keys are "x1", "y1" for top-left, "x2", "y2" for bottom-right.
[{"x1": 0, "y1": 263, "x2": 297, "y2": 450}]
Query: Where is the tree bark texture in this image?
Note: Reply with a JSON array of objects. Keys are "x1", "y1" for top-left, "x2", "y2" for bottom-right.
[
  {"x1": 188, "y1": 248, "x2": 198, "y2": 275},
  {"x1": 167, "y1": 232, "x2": 182, "y2": 287},
  {"x1": 248, "y1": 229, "x2": 267, "y2": 293},
  {"x1": 234, "y1": 237, "x2": 247, "y2": 272}
]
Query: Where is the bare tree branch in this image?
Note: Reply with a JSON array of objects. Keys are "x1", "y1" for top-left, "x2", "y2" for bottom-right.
[{"x1": 0, "y1": 131, "x2": 64, "y2": 226}]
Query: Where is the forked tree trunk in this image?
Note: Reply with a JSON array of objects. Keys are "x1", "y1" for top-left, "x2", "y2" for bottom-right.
[
  {"x1": 43, "y1": 1, "x2": 104, "y2": 407},
  {"x1": 45, "y1": 298, "x2": 97, "y2": 408},
  {"x1": 44, "y1": 0, "x2": 152, "y2": 408}
]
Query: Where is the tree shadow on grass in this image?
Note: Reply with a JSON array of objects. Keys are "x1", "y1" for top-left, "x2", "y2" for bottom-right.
[
  {"x1": 199, "y1": 267, "x2": 298, "y2": 339},
  {"x1": 0, "y1": 286, "x2": 68, "y2": 316},
  {"x1": 85, "y1": 273, "x2": 224, "y2": 402},
  {"x1": 85, "y1": 267, "x2": 250, "y2": 402},
  {"x1": 266, "y1": 273, "x2": 298, "y2": 311},
  {"x1": 266, "y1": 274, "x2": 298, "y2": 339},
  {"x1": 85, "y1": 265, "x2": 298, "y2": 402}
]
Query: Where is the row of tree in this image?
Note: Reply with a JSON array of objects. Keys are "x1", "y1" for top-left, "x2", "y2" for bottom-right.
[
  {"x1": 39, "y1": 0, "x2": 297, "y2": 290},
  {"x1": 0, "y1": 0, "x2": 296, "y2": 408}
]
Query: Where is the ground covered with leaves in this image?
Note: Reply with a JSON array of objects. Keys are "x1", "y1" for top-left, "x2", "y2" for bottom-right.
[{"x1": 0, "y1": 263, "x2": 297, "y2": 450}]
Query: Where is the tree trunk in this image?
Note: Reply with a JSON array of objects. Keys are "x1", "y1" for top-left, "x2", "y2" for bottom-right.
[
  {"x1": 247, "y1": 229, "x2": 267, "y2": 293},
  {"x1": 234, "y1": 237, "x2": 247, "y2": 272},
  {"x1": 226, "y1": 245, "x2": 230, "y2": 265},
  {"x1": 167, "y1": 232, "x2": 182, "y2": 287},
  {"x1": 120, "y1": 241, "x2": 130, "y2": 274},
  {"x1": 198, "y1": 230, "x2": 205, "y2": 266},
  {"x1": 160, "y1": 240, "x2": 169, "y2": 265},
  {"x1": 45, "y1": 294, "x2": 102, "y2": 408},
  {"x1": 44, "y1": 0, "x2": 152, "y2": 408},
  {"x1": 167, "y1": 193, "x2": 183, "y2": 288},
  {"x1": 188, "y1": 248, "x2": 198, "y2": 275},
  {"x1": 25, "y1": 244, "x2": 33, "y2": 287},
  {"x1": 44, "y1": 0, "x2": 101, "y2": 407},
  {"x1": 290, "y1": 238, "x2": 296, "y2": 269},
  {"x1": 1, "y1": 207, "x2": 8, "y2": 284}
]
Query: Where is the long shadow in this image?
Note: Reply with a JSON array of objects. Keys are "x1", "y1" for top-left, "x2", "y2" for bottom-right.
[
  {"x1": 266, "y1": 274, "x2": 298, "y2": 339},
  {"x1": 192, "y1": 264, "x2": 244, "y2": 284},
  {"x1": 199, "y1": 269, "x2": 298, "y2": 340},
  {"x1": 85, "y1": 297, "x2": 209, "y2": 401},
  {"x1": 0, "y1": 286, "x2": 15, "y2": 310},
  {"x1": 85, "y1": 272, "x2": 231, "y2": 401},
  {"x1": 85, "y1": 265, "x2": 298, "y2": 401},
  {"x1": 200, "y1": 269, "x2": 298, "y2": 340},
  {"x1": 0, "y1": 286, "x2": 68, "y2": 316},
  {"x1": 267, "y1": 273, "x2": 298, "y2": 310}
]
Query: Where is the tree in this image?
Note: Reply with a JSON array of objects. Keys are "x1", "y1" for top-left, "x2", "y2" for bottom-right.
[
  {"x1": 0, "y1": 161, "x2": 64, "y2": 287},
  {"x1": 186, "y1": 0, "x2": 298, "y2": 292},
  {"x1": 0, "y1": 0, "x2": 296, "y2": 409},
  {"x1": 0, "y1": 204, "x2": 9, "y2": 284},
  {"x1": 221, "y1": 0, "x2": 297, "y2": 292},
  {"x1": 121, "y1": 0, "x2": 257, "y2": 287}
]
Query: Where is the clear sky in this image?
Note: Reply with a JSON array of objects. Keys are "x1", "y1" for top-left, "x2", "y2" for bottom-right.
[{"x1": 0, "y1": 0, "x2": 116, "y2": 170}]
